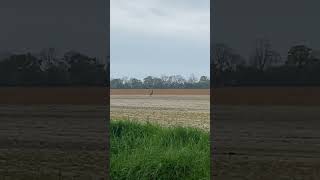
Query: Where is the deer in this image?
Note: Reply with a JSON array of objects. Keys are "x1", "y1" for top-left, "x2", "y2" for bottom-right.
[
  {"x1": 146, "y1": 88, "x2": 154, "y2": 97},
  {"x1": 149, "y1": 89, "x2": 154, "y2": 97}
]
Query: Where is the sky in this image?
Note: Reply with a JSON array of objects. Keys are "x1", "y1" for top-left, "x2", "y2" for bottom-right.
[
  {"x1": 213, "y1": 0, "x2": 320, "y2": 60},
  {"x1": 111, "y1": 0, "x2": 210, "y2": 80},
  {"x1": 0, "y1": 0, "x2": 108, "y2": 62},
  {"x1": 2, "y1": 0, "x2": 320, "y2": 80}
]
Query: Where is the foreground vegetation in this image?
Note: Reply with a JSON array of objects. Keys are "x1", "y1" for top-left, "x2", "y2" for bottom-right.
[{"x1": 110, "y1": 120, "x2": 210, "y2": 180}]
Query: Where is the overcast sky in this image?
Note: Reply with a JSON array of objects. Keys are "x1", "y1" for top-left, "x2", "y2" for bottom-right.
[
  {"x1": 111, "y1": 0, "x2": 210, "y2": 79},
  {"x1": 213, "y1": 0, "x2": 320, "y2": 60},
  {"x1": 0, "y1": 0, "x2": 108, "y2": 62},
  {"x1": 3, "y1": 1, "x2": 320, "y2": 80}
]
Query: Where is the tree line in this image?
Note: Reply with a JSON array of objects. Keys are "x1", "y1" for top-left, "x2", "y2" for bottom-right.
[
  {"x1": 0, "y1": 48, "x2": 108, "y2": 86},
  {"x1": 111, "y1": 75, "x2": 210, "y2": 89},
  {"x1": 212, "y1": 38, "x2": 320, "y2": 87}
]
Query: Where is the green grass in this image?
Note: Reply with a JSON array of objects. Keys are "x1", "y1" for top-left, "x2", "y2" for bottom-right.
[{"x1": 110, "y1": 120, "x2": 210, "y2": 180}]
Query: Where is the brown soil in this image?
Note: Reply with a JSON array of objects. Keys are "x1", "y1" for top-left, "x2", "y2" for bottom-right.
[
  {"x1": 211, "y1": 87, "x2": 320, "y2": 179},
  {"x1": 111, "y1": 89, "x2": 209, "y2": 95},
  {"x1": 1, "y1": 87, "x2": 319, "y2": 178},
  {"x1": 0, "y1": 87, "x2": 108, "y2": 105},
  {"x1": 0, "y1": 105, "x2": 108, "y2": 178},
  {"x1": 1, "y1": 87, "x2": 319, "y2": 105},
  {"x1": 212, "y1": 87, "x2": 320, "y2": 105},
  {"x1": 212, "y1": 105, "x2": 320, "y2": 179},
  {"x1": 0, "y1": 88, "x2": 109, "y2": 178}
]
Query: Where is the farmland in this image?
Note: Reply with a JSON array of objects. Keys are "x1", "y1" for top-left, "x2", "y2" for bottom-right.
[
  {"x1": 212, "y1": 87, "x2": 320, "y2": 179},
  {"x1": 111, "y1": 89, "x2": 210, "y2": 130},
  {"x1": 0, "y1": 88, "x2": 108, "y2": 179},
  {"x1": 1, "y1": 87, "x2": 319, "y2": 179},
  {"x1": 110, "y1": 89, "x2": 210, "y2": 179},
  {"x1": 112, "y1": 87, "x2": 320, "y2": 179}
]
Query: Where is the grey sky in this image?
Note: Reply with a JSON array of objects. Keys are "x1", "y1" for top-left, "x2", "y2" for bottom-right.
[
  {"x1": 213, "y1": 0, "x2": 320, "y2": 60},
  {"x1": 111, "y1": 0, "x2": 210, "y2": 79},
  {"x1": 0, "y1": 0, "x2": 108, "y2": 62}
]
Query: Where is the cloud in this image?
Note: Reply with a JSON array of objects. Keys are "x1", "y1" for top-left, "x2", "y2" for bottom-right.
[{"x1": 111, "y1": 0, "x2": 210, "y2": 41}]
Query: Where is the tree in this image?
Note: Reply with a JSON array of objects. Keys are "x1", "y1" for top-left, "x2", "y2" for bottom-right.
[
  {"x1": 110, "y1": 75, "x2": 210, "y2": 89},
  {"x1": 198, "y1": 76, "x2": 210, "y2": 88},
  {"x1": 212, "y1": 43, "x2": 244, "y2": 86},
  {"x1": 185, "y1": 74, "x2": 198, "y2": 88},
  {"x1": 111, "y1": 79, "x2": 124, "y2": 88},
  {"x1": 153, "y1": 77, "x2": 163, "y2": 88},
  {"x1": 68, "y1": 52, "x2": 106, "y2": 85},
  {"x1": 250, "y1": 38, "x2": 281, "y2": 71},
  {"x1": 173, "y1": 75, "x2": 186, "y2": 88},
  {"x1": 212, "y1": 43, "x2": 242, "y2": 73},
  {"x1": 143, "y1": 76, "x2": 154, "y2": 88},
  {"x1": 286, "y1": 45, "x2": 313, "y2": 68},
  {"x1": 93, "y1": 63, "x2": 108, "y2": 86},
  {"x1": 39, "y1": 48, "x2": 59, "y2": 70},
  {"x1": 160, "y1": 75, "x2": 170, "y2": 88},
  {"x1": 0, "y1": 53, "x2": 45, "y2": 85},
  {"x1": 46, "y1": 65, "x2": 69, "y2": 85},
  {"x1": 188, "y1": 74, "x2": 198, "y2": 83},
  {"x1": 128, "y1": 78, "x2": 143, "y2": 88},
  {"x1": 0, "y1": 49, "x2": 108, "y2": 86}
]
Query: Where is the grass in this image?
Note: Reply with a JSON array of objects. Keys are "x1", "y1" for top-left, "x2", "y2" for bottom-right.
[{"x1": 110, "y1": 120, "x2": 210, "y2": 180}]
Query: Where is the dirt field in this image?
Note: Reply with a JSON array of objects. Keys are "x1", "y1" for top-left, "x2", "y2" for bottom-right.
[
  {"x1": 111, "y1": 88, "x2": 209, "y2": 95},
  {"x1": 211, "y1": 87, "x2": 320, "y2": 179},
  {"x1": 111, "y1": 88, "x2": 320, "y2": 179},
  {"x1": 0, "y1": 87, "x2": 108, "y2": 179},
  {"x1": 1, "y1": 87, "x2": 320, "y2": 179},
  {"x1": 0, "y1": 87, "x2": 108, "y2": 105},
  {"x1": 212, "y1": 105, "x2": 320, "y2": 179},
  {"x1": 0, "y1": 105, "x2": 108, "y2": 179},
  {"x1": 111, "y1": 93, "x2": 210, "y2": 130},
  {"x1": 212, "y1": 87, "x2": 320, "y2": 105}
]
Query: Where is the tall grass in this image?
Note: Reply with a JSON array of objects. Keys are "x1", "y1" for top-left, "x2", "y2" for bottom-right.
[{"x1": 110, "y1": 120, "x2": 210, "y2": 180}]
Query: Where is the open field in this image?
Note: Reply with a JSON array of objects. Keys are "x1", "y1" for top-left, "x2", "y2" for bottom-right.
[
  {"x1": 0, "y1": 87, "x2": 108, "y2": 105},
  {"x1": 0, "y1": 105, "x2": 108, "y2": 179},
  {"x1": 112, "y1": 88, "x2": 320, "y2": 179},
  {"x1": 212, "y1": 105, "x2": 320, "y2": 179},
  {"x1": 0, "y1": 92, "x2": 108, "y2": 179},
  {"x1": 111, "y1": 94, "x2": 210, "y2": 130},
  {"x1": 212, "y1": 87, "x2": 320, "y2": 105},
  {"x1": 211, "y1": 88, "x2": 320, "y2": 179},
  {"x1": 111, "y1": 89, "x2": 209, "y2": 95},
  {"x1": 1, "y1": 87, "x2": 320, "y2": 179},
  {"x1": 111, "y1": 89, "x2": 210, "y2": 179}
]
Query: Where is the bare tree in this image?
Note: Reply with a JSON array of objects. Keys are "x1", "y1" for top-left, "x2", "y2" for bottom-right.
[
  {"x1": 160, "y1": 75, "x2": 169, "y2": 87},
  {"x1": 188, "y1": 74, "x2": 198, "y2": 84},
  {"x1": 212, "y1": 43, "x2": 238, "y2": 73},
  {"x1": 212, "y1": 43, "x2": 244, "y2": 86},
  {"x1": 39, "y1": 48, "x2": 59, "y2": 70},
  {"x1": 250, "y1": 38, "x2": 281, "y2": 71}
]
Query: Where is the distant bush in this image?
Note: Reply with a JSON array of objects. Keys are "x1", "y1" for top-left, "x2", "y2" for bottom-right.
[
  {"x1": 212, "y1": 41, "x2": 320, "y2": 87},
  {"x1": 111, "y1": 75, "x2": 210, "y2": 89},
  {"x1": 0, "y1": 48, "x2": 108, "y2": 86}
]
